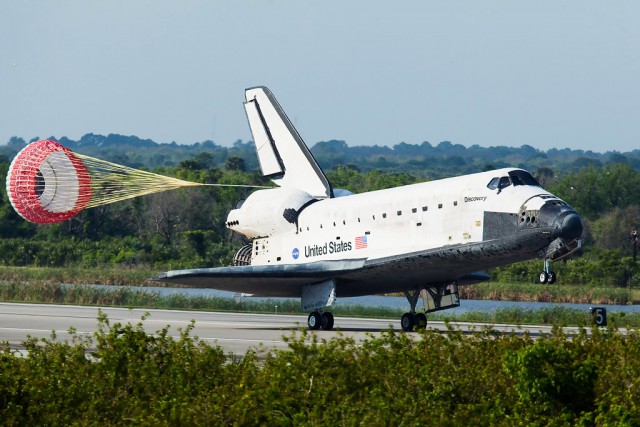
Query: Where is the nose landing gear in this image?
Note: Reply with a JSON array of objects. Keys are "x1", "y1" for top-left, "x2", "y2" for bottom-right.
[
  {"x1": 539, "y1": 259, "x2": 556, "y2": 284},
  {"x1": 538, "y1": 237, "x2": 582, "y2": 285}
]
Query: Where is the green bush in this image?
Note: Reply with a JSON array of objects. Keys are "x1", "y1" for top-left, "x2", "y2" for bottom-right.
[
  {"x1": 504, "y1": 330, "x2": 598, "y2": 422},
  {"x1": 2, "y1": 315, "x2": 640, "y2": 425}
]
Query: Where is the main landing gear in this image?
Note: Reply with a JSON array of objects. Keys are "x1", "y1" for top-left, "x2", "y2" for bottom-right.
[
  {"x1": 400, "y1": 284, "x2": 461, "y2": 331},
  {"x1": 539, "y1": 258, "x2": 556, "y2": 284},
  {"x1": 307, "y1": 311, "x2": 334, "y2": 331},
  {"x1": 400, "y1": 290, "x2": 428, "y2": 332}
]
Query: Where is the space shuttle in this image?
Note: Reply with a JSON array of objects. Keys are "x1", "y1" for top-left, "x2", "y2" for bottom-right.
[{"x1": 156, "y1": 86, "x2": 583, "y2": 331}]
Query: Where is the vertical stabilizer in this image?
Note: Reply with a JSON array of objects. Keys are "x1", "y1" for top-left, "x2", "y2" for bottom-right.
[{"x1": 244, "y1": 86, "x2": 333, "y2": 199}]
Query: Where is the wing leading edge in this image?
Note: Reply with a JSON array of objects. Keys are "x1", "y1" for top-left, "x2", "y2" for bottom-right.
[{"x1": 153, "y1": 259, "x2": 366, "y2": 297}]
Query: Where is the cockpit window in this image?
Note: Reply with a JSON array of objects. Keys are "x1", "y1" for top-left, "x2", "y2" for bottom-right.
[
  {"x1": 498, "y1": 176, "x2": 511, "y2": 190},
  {"x1": 487, "y1": 176, "x2": 512, "y2": 190},
  {"x1": 487, "y1": 171, "x2": 542, "y2": 191},
  {"x1": 509, "y1": 170, "x2": 541, "y2": 187}
]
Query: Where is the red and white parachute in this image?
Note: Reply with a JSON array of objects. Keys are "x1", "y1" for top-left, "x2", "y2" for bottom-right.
[
  {"x1": 6, "y1": 140, "x2": 92, "y2": 223},
  {"x1": 6, "y1": 139, "x2": 271, "y2": 224}
]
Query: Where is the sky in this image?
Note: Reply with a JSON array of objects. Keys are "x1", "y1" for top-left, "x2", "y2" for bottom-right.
[{"x1": 1, "y1": 1, "x2": 639, "y2": 153}]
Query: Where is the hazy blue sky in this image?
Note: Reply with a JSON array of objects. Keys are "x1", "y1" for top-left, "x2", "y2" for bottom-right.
[{"x1": 2, "y1": 1, "x2": 639, "y2": 153}]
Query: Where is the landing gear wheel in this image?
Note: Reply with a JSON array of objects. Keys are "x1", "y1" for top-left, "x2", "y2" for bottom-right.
[
  {"x1": 547, "y1": 272, "x2": 556, "y2": 285},
  {"x1": 415, "y1": 313, "x2": 427, "y2": 329},
  {"x1": 320, "y1": 312, "x2": 334, "y2": 331},
  {"x1": 308, "y1": 311, "x2": 322, "y2": 330},
  {"x1": 401, "y1": 312, "x2": 415, "y2": 332},
  {"x1": 539, "y1": 271, "x2": 549, "y2": 284}
]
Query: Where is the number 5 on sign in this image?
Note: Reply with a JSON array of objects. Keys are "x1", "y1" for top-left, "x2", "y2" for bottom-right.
[{"x1": 590, "y1": 307, "x2": 607, "y2": 327}]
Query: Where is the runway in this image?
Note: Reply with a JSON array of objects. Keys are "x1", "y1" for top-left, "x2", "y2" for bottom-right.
[{"x1": 0, "y1": 302, "x2": 581, "y2": 355}]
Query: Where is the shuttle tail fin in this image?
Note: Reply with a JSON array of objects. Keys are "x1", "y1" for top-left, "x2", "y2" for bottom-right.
[{"x1": 244, "y1": 86, "x2": 333, "y2": 199}]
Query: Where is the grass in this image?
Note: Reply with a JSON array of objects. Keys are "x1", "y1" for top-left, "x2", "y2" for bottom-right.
[
  {"x1": 431, "y1": 305, "x2": 640, "y2": 328},
  {"x1": 461, "y1": 281, "x2": 635, "y2": 305},
  {"x1": 0, "y1": 265, "x2": 158, "y2": 286}
]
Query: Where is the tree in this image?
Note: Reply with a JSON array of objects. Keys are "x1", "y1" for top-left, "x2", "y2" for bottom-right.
[
  {"x1": 147, "y1": 191, "x2": 186, "y2": 247},
  {"x1": 606, "y1": 152, "x2": 628, "y2": 164},
  {"x1": 590, "y1": 205, "x2": 640, "y2": 252},
  {"x1": 598, "y1": 163, "x2": 640, "y2": 211},
  {"x1": 7, "y1": 136, "x2": 25, "y2": 148},
  {"x1": 193, "y1": 152, "x2": 215, "y2": 169},
  {"x1": 551, "y1": 165, "x2": 607, "y2": 220},
  {"x1": 224, "y1": 156, "x2": 246, "y2": 172},
  {"x1": 178, "y1": 152, "x2": 214, "y2": 170},
  {"x1": 535, "y1": 167, "x2": 555, "y2": 187}
]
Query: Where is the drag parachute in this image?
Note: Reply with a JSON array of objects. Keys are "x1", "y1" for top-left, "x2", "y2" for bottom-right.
[
  {"x1": 6, "y1": 140, "x2": 92, "y2": 223},
  {"x1": 6, "y1": 139, "x2": 269, "y2": 224}
]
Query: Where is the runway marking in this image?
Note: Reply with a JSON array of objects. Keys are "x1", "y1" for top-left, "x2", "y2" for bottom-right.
[{"x1": 0, "y1": 327, "x2": 92, "y2": 334}]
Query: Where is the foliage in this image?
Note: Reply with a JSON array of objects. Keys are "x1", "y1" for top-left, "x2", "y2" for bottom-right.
[
  {"x1": 461, "y1": 280, "x2": 635, "y2": 305},
  {"x1": 491, "y1": 248, "x2": 640, "y2": 288},
  {"x1": 549, "y1": 163, "x2": 640, "y2": 221},
  {"x1": 503, "y1": 328, "x2": 598, "y2": 422},
  {"x1": 1, "y1": 314, "x2": 640, "y2": 425},
  {"x1": 327, "y1": 165, "x2": 419, "y2": 192},
  {"x1": 0, "y1": 313, "x2": 231, "y2": 425}
]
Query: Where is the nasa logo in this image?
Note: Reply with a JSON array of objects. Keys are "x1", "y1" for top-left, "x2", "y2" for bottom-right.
[{"x1": 292, "y1": 248, "x2": 300, "y2": 259}]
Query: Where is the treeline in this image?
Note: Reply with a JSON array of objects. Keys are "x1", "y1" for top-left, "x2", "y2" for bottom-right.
[
  {"x1": 1, "y1": 314, "x2": 639, "y2": 425},
  {"x1": 3, "y1": 133, "x2": 640, "y2": 179},
  {"x1": 311, "y1": 139, "x2": 639, "y2": 178},
  {"x1": 2, "y1": 138, "x2": 640, "y2": 286}
]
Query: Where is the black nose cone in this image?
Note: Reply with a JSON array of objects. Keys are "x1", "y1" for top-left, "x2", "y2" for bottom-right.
[{"x1": 560, "y1": 212, "x2": 583, "y2": 240}]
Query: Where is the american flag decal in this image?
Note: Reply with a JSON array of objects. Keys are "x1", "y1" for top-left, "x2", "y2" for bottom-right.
[{"x1": 355, "y1": 235, "x2": 368, "y2": 249}]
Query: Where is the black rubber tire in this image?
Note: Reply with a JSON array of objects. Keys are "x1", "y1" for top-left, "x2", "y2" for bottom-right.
[
  {"x1": 308, "y1": 312, "x2": 322, "y2": 330},
  {"x1": 539, "y1": 271, "x2": 549, "y2": 284},
  {"x1": 415, "y1": 313, "x2": 427, "y2": 329},
  {"x1": 321, "y1": 312, "x2": 334, "y2": 331},
  {"x1": 401, "y1": 312, "x2": 415, "y2": 332}
]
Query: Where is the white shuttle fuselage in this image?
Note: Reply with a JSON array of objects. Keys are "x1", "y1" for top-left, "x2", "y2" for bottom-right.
[{"x1": 229, "y1": 168, "x2": 551, "y2": 267}]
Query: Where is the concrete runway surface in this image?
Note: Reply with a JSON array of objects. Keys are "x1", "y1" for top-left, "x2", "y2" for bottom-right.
[{"x1": 0, "y1": 302, "x2": 582, "y2": 356}]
